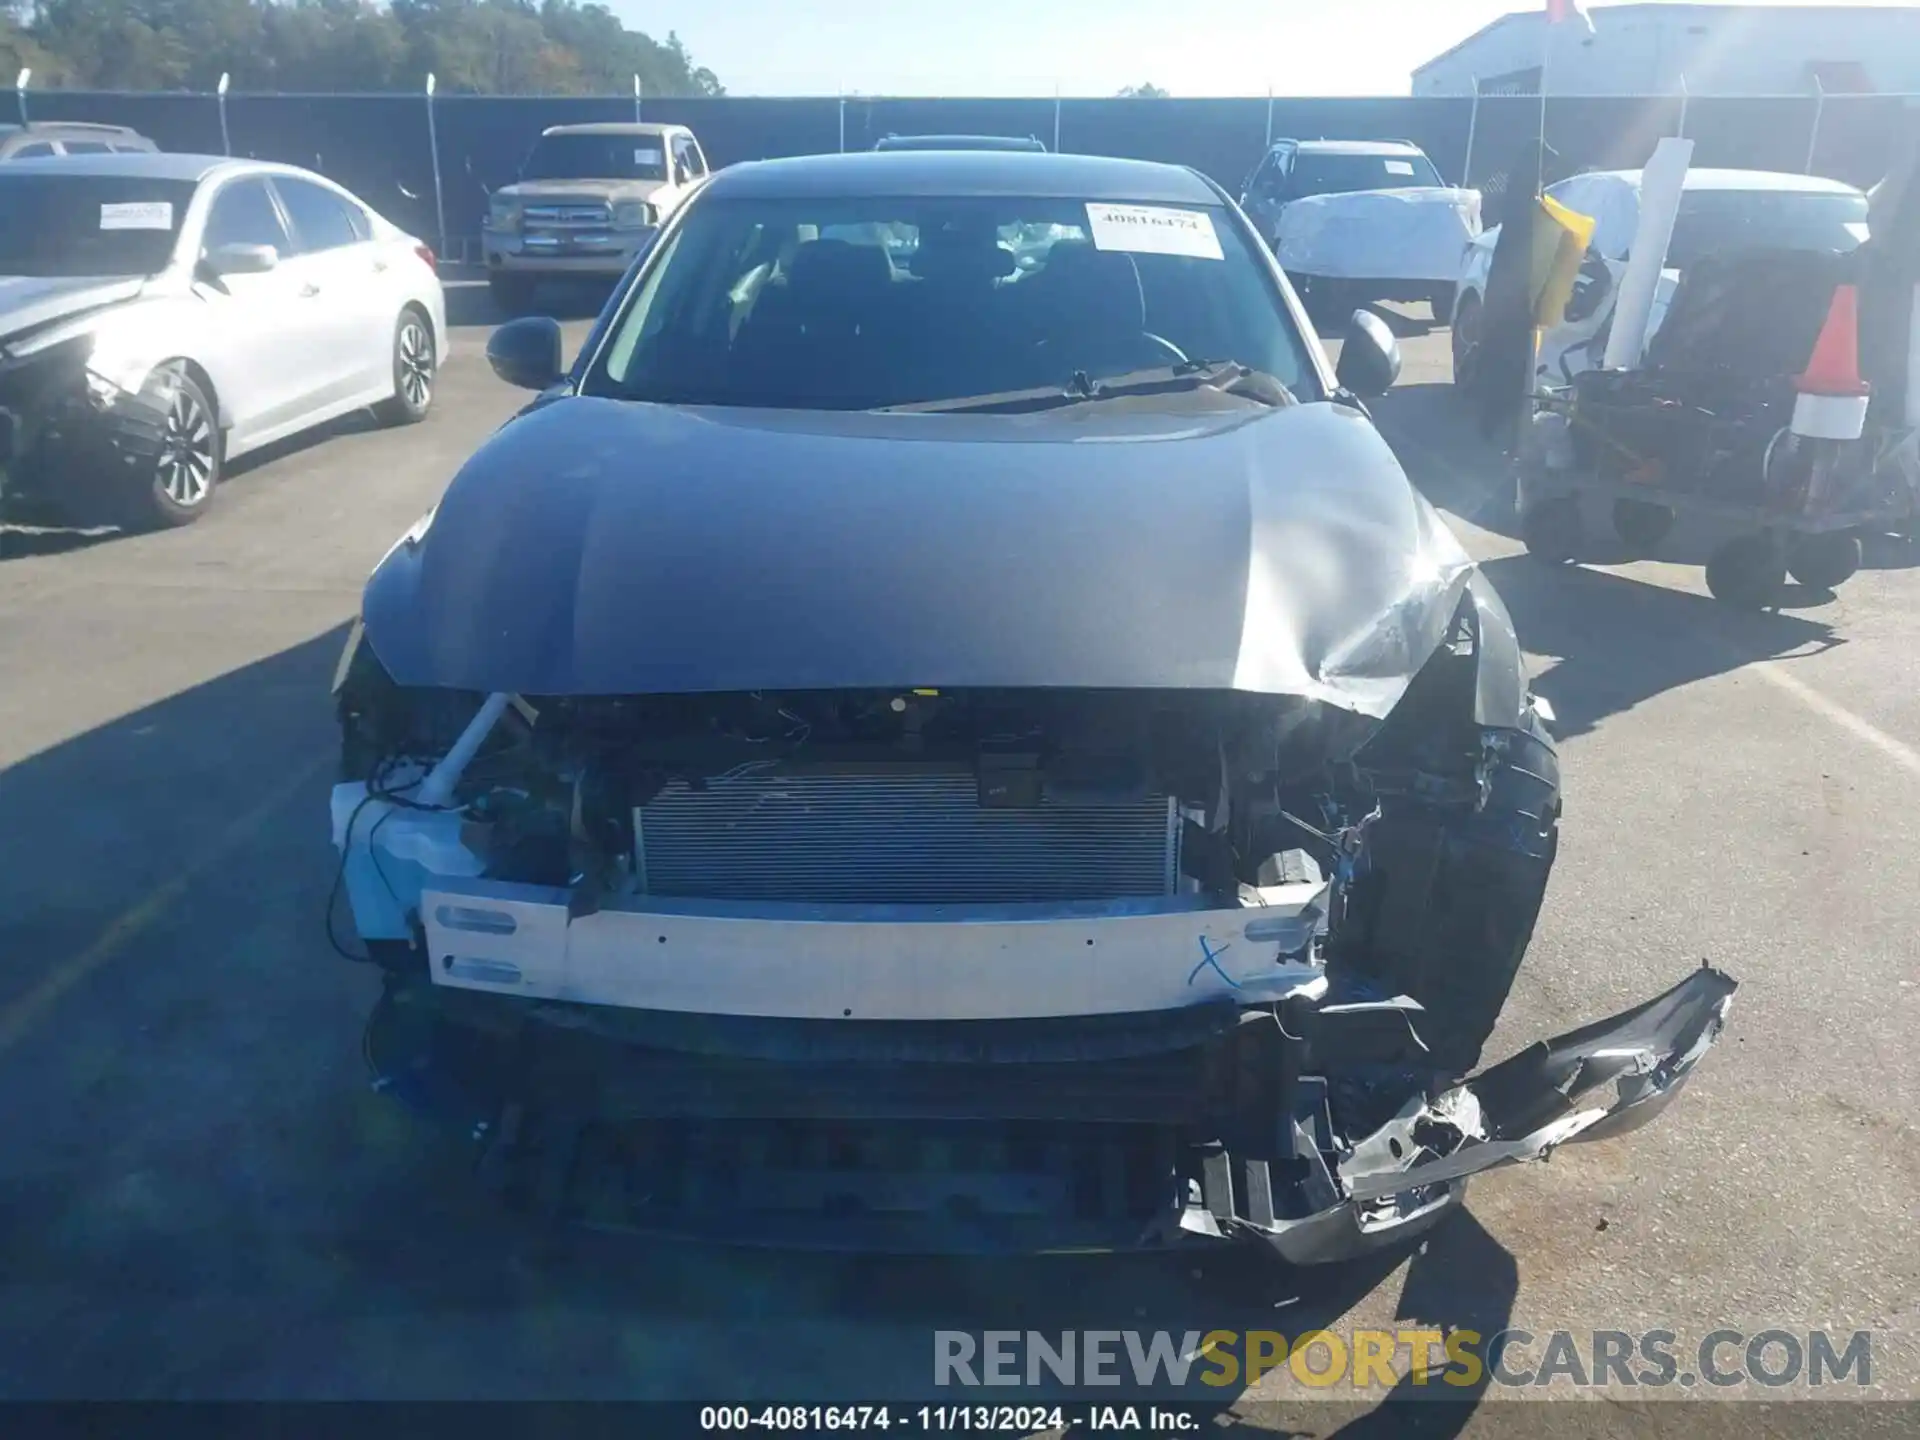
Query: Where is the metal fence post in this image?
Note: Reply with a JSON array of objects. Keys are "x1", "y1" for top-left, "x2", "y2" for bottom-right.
[
  {"x1": 425, "y1": 73, "x2": 449, "y2": 261},
  {"x1": 1805, "y1": 76, "x2": 1826, "y2": 173},
  {"x1": 13, "y1": 68, "x2": 28, "y2": 126},
  {"x1": 838, "y1": 91, "x2": 846, "y2": 153},
  {"x1": 1265, "y1": 85, "x2": 1275, "y2": 148},
  {"x1": 1053, "y1": 84, "x2": 1062, "y2": 153},
  {"x1": 633, "y1": 74, "x2": 642, "y2": 123},
  {"x1": 1461, "y1": 78, "x2": 1481, "y2": 186},
  {"x1": 1675, "y1": 73, "x2": 1689, "y2": 139},
  {"x1": 217, "y1": 72, "x2": 231, "y2": 156}
]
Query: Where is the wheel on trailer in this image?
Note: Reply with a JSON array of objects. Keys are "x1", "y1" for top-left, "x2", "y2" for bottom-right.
[
  {"x1": 1785, "y1": 529, "x2": 1863, "y2": 590},
  {"x1": 1611, "y1": 497, "x2": 1675, "y2": 552},
  {"x1": 1704, "y1": 534, "x2": 1785, "y2": 609},
  {"x1": 1521, "y1": 496, "x2": 1583, "y2": 565}
]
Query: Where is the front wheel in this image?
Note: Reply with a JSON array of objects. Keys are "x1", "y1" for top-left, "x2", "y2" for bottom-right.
[
  {"x1": 1450, "y1": 292, "x2": 1483, "y2": 399},
  {"x1": 111, "y1": 364, "x2": 221, "y2": 530},
  {"x1": 374, "y1": 310, "x2": 436, "y2": 427}
]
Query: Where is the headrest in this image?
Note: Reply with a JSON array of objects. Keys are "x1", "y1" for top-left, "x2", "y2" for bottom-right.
[
  {"x1": 1035, "y1": 241, "x2": 1145, "y2": 327},
  {"x1": 910, "y1": 224, "x2": 1018, "y2": 284},
  {"x1": 785, "y1": 238, "x2": 895, "y2": 303}
]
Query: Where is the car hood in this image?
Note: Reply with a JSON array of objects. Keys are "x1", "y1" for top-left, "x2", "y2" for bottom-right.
[
  {"x1": 496, "y1": 179, "x2": 669, "y2": 205},
  {"x1": 0, "y1": 274, "x2": 145, "y2": 347},
  {"x1": 362, "y1": 397, "x2": 1479, "y2": 715}
]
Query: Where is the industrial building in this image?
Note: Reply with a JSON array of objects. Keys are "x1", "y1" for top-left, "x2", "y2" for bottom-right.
[{"x1": 1414, "y1": 3, "x2": 1920, "y2": 96}]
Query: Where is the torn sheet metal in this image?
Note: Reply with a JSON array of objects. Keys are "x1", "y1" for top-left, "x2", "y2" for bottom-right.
[
  {"x1": 1245, "y1": 967, "x2": 1737, "y2": 1264},
  {"x1": 361, "y1": 397, "x2": 1477, "y2": 719}
]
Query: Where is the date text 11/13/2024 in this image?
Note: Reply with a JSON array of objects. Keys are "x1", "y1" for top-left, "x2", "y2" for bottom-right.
[{"x1": 699, "y1": 1405, "x2": 1202, "y2": 1432}]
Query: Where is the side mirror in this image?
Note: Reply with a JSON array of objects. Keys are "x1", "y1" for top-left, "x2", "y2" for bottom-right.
[
  {"x1": 1564, "y1": 252, "x2": 1615, "y2": 324},
  {"x1": 486, "y1": 315, "x2": 566, "y2": 392},
  {"x1": 202, "y1": 242, "x2": 278, "y2": 278},
  {"x1": 1335, "y1": 308, "x2": 1402, "y2": 398}
]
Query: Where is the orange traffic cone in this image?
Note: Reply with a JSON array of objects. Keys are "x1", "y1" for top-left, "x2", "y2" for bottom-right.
[{"x1": 1797, "y1": 283, "x2": 1871, "y2": 398}]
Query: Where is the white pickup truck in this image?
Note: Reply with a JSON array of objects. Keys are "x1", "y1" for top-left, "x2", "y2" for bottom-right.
[{"x1": 1241, "y1": 139, "x2": 1481, "y2": 319}]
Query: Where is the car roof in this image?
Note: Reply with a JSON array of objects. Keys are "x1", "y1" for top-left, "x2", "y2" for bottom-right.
[
  {"x1": 1578, "y1": 166, "x2": 1864, "y2": 196},
  {"x1": 1286, "y1": 139, "x2": 1426, "y2": 157},
  {"x1": 542, "y1": 122, "x2": 683, "y2": 137},
  {"x1": 876, "y1": 134, "x2": 1048, "y2": 152},
  {"x1": 0, "y1": 151, "x2": 334, "y2": 185},
  {"x1": 703, "y1": 150, "x2": 1219, "y2": 203}
]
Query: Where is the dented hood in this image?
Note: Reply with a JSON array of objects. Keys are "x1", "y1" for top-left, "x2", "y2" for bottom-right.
[{"x1": 362, "y1": 396, "x2": 1477, "y2": 713}]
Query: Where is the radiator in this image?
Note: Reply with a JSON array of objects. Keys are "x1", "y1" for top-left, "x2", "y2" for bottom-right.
[{"x1": 633, "y1": 768, "x2": 1181, "y2": 905}]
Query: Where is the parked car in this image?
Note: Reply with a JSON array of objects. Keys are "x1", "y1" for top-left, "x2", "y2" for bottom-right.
[
  {"x1": 874, "y1": 133, "x2": 1048, "y2": 153},
  {"x1": 332, "y1": 148, "x2": 1733, "y2": 1262},
  {"x1": 1241, "y1": 138, "x2": 1480, "y2": 318},
  {"x1": 0, "y1": 153, "x2": 446, "y2": 529},
  {"x1": 482, "y1": 122, "x2": 710, "y2": 313},
  {"x1": 1, "y1": 121, "x2": 157, "y2": 161},
  {"x1": 1450, "y1": 167, "x2": 1870, "y2": 399}
]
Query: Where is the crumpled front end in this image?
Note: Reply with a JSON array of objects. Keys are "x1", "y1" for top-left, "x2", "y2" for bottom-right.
[
  {"x1": 0, "y1": 320, "x2": 176, "y2": 513},
  {"x1": 328, "y1": 585, "x2": 1736, "y2": 1259}
]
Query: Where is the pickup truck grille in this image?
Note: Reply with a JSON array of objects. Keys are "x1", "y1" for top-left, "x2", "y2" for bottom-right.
[
  {"x1": 522, "y1": 203, "x2": 612, "y2": 227},
  {"x1": 633, "y1": 768, "x2": 1181, "y2": 906}
]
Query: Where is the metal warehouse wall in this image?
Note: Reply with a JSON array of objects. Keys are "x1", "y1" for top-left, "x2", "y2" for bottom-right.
[{"x1": 15, "y1": 89, "x2": 1914, "y2": 247}]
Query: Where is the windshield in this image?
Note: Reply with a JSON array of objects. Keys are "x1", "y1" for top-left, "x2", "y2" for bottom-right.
[
  {"x1": 0, "y1": 174, "x2": 194, "y2": 278},
  {"x1": 523, "y1": 133, "x2": 669, "y2": 182},
  {"x1": 585, "y1": 194, "x2": 1319, "y2": 411},
  {"x1": 1288, "y1": 151, "x2": 1443, "y2": 198},
  {"x1": 1666, "y1": 189, "x2": 1869, "y2": 268}
]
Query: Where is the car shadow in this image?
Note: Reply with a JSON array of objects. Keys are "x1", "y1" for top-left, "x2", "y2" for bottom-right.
[
  {"x1": 1480, "y1": 555, "x2": 1843, "y2": 743},
  {"x1": 0, "y1": 624, "x2": 1523, "y2": 1410},
  {"x1": 443, "y1": 276, "x2": 612, "y2": 330},
  {"x1": 1, "y1": 410, "x2": 392, "y2": 560}
]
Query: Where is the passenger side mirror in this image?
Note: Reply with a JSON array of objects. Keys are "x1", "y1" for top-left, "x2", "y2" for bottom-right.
[
  {"x1": 1564, "y1": 252, "x2": 1615, "y2": 324},
  {"x1": 486, "y1": 315, "x2": 566, "y2": 392},
  {"x1": 1335, "y1": 309, "x2": 1402, "y2": 398},
  {"x1": 201, "y1": 242, "x2": 278, "y2": 278}
]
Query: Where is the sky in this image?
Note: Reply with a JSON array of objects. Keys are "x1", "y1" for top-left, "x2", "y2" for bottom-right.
[{"x1": 612, "y1": 0, "x2": 1915, "y2": 97}]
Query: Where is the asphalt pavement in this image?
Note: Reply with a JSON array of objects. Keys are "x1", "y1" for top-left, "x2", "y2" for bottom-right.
[{"x1": 0, "y1": 283, "x2": 1914, "y2": 1425}]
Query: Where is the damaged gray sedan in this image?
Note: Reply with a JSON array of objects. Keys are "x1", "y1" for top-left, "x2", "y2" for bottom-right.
[{"x1": 331, "y1": 150, "x2": 1734, "y2": 1261}]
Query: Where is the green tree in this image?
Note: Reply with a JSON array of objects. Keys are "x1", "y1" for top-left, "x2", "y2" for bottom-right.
[
  {"x1": 1117, "y1": 82, "x2": 1169, "y2": 98},
  {"x1": 19, "y1": 0, "x2": 722, "y2": 95}
]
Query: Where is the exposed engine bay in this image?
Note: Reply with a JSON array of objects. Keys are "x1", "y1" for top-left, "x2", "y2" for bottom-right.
[{"x1": 330, "y1": 608, "x2": 1735, "y2": 1262}]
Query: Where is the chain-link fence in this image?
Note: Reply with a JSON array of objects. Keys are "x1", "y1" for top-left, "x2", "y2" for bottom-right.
[{"x1": 13, "y1": 82, "x2": 1912, "y2": 258}]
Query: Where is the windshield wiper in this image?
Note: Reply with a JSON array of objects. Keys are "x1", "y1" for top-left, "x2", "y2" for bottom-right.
[{"x1": 879, "y1": 361, "x2": 1295, "y2": 415}]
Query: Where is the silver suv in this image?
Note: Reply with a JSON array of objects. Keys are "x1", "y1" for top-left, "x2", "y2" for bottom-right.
[{"x1": 1, "y1": 122, "x2": 157, "y2": 161}]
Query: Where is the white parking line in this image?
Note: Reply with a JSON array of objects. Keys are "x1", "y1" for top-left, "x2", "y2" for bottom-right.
[{"x1": 1751, "y1": 659, "x2": 1920, "y2": 780}]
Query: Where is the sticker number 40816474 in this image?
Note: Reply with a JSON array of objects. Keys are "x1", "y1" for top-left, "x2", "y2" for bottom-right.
[{"x1": 1084, "y1": 202, "x2": 1224, "y2": 261}]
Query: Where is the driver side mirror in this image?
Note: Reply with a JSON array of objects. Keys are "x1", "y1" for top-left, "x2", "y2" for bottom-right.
[
  {"x1": 1335, "y1": 309, "x2": 1402, "y2": 398},
  {"x1": 486, "y1": 315, "x2": 566, "y2": 392},
  {"x1": 200, "y1": 242, "x2": 278, "y2": 279}
]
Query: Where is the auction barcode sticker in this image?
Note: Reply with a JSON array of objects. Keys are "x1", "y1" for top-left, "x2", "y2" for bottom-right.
[
  {"x1": 100, "y1": 202, "x2": 174, "y2": 231},
  {"x1": 1085, "y1": 203, "x2": 1224, "y2": 260}
]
